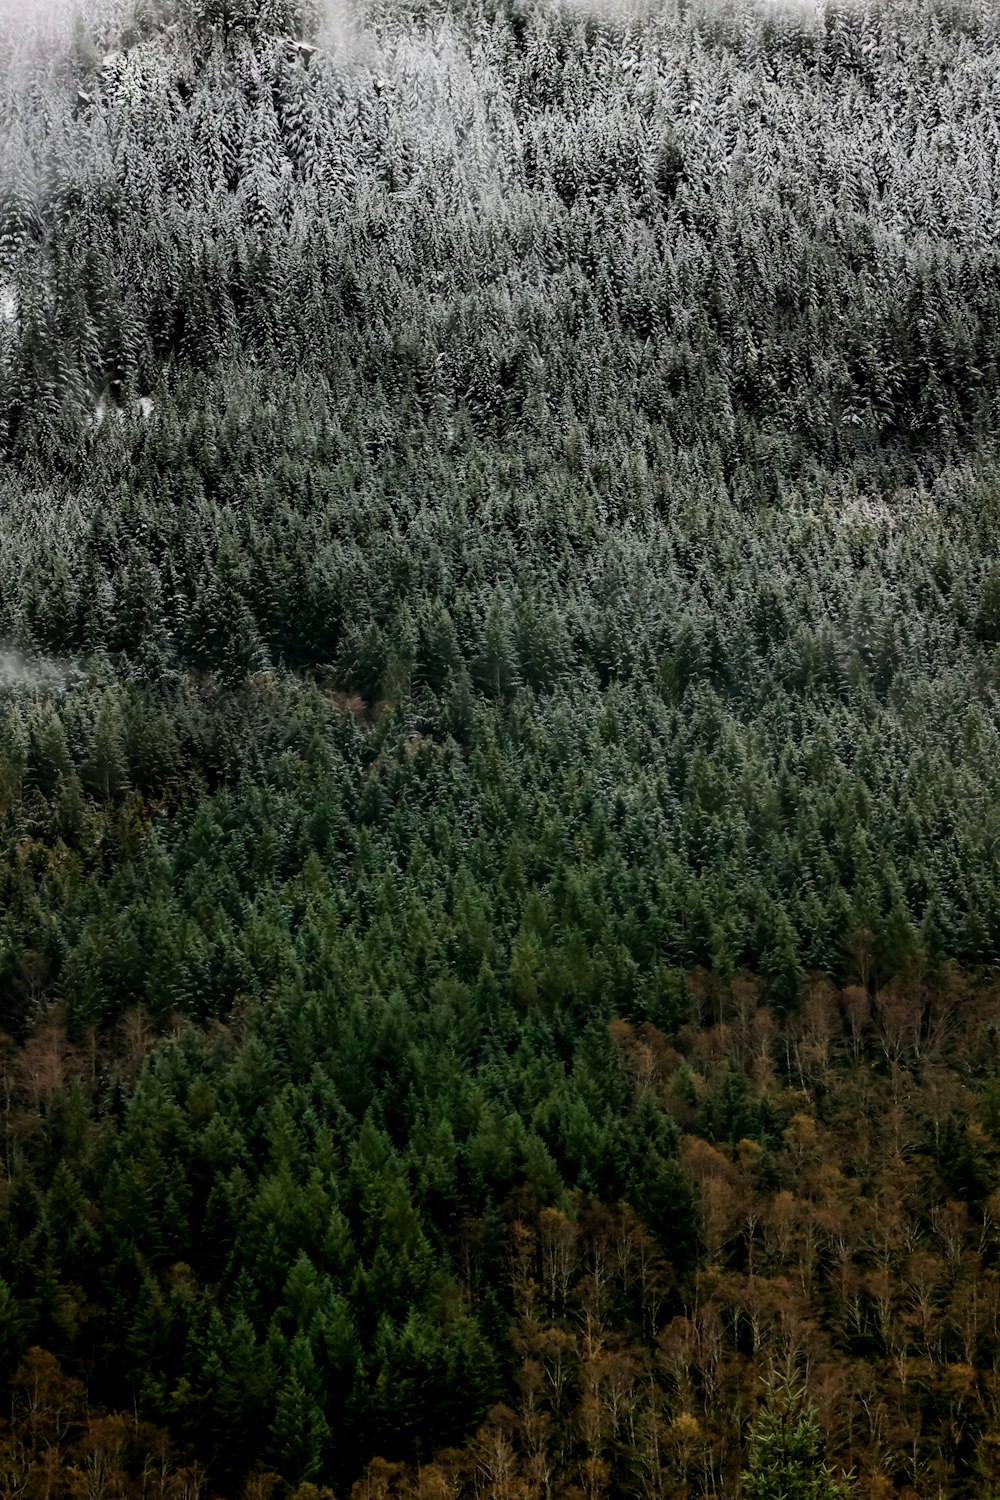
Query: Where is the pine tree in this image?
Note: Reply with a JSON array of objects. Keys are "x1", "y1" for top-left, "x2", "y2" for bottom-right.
[
  {"x1": 741, "y1": 1369, "x2": 851, "y2": 1500},
  {"x1": 269, "y1": 1333, "x2": 330, "y2": 1485}
]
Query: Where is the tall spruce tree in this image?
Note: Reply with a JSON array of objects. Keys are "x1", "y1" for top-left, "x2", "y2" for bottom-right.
[{"x1": 741, "y1": 1369, "x2": 851, "y2": 1500}]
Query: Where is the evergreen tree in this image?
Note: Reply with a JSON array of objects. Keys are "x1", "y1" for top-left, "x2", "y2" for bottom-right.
[{"x1": 741, "y1": 1369, "x2": 851, "y2": 1500}]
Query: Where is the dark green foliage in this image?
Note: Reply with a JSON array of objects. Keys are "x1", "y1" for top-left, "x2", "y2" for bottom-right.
[
  {"x1": 742, "y1": 1368, "x2": 852, "y2": 1500},
  {"x1": 1, "y1": 0, "x2": 1000, "y2": 1493}
]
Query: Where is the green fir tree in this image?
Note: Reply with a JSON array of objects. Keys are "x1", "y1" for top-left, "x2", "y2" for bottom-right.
[{"x1": 742, "y1": 1369, "x2": 851, "y2": 1500}]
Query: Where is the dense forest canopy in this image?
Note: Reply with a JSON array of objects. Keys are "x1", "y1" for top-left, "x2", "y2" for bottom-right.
[{"x1": 2, "y1": 0, "x2": 1000, "y2": 1496}]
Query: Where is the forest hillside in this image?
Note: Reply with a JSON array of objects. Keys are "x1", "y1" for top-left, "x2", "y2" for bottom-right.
[{"x1": 2, "y1": 0, "x2": 1000, "y2": 1496}]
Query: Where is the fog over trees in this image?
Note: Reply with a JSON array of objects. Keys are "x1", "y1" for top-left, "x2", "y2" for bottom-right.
[{"x1": 1, "y1": 0, "x2": 1000, "y2": 1496}]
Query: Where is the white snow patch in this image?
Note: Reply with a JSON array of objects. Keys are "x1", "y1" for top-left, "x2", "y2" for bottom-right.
[
  {"x1": 791, "y1": 489, "x2": 937, "y2": 534},
  {"x1": 0, "y1": 648, "x2": 81, "y2": 694},
  {"x1": 90, "y1": 395, "x2": 156, "y2": 427}
]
